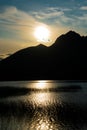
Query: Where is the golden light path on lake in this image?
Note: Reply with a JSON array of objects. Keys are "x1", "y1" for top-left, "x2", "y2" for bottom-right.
[{"x1": 23, "y1": 80, "x2": 63, "y2": 130}]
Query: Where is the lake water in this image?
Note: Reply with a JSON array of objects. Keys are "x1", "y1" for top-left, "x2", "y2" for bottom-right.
[{"x1": 0, "y1": 80, "x2": 87, "y2": 130}]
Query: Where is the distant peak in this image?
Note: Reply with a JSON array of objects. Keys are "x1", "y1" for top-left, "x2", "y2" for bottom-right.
[
  {"x1": 66, "y1": 30, "x2": 80, "y2": 37},
  {"x1": 51, "y1": 30, "x2": 82, "y2": 48},
  {"x1": 36, "y1": 44, "x2": 47, "y2": 48}
]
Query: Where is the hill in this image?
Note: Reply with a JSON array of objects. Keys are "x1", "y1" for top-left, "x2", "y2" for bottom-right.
[{"x1": 0, "y1": 30, "x2": 87, "y2": 81}]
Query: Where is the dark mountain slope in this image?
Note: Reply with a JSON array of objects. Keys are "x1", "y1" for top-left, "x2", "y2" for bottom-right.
[
  {"x1": 0, "y1": 31, "x2": 87, "y2": 81},
  {"x1": 0, "y1": 44, "x2": 49, "y2": 80}
]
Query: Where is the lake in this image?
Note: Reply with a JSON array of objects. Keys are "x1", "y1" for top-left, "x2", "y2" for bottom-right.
[{"x1": 0, "y1": 80, "x2": 87, "y2": 130}]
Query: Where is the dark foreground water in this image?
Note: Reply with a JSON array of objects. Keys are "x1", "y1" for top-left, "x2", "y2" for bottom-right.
[{"x1": 0, "y1": 80, "x2": 87, "y2": 130}]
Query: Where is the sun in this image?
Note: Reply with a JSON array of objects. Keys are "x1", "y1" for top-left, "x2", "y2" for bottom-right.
[{"x1": 34, "y1": 26, "x2": 50, "y2": 43}]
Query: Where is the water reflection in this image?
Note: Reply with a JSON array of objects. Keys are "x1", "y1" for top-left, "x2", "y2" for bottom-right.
[
  {"x1": 26, "y1": 80, "x2": 53, "y2": 90},
  {"x1": 25, "y1": 81, "x2": 62, "y2": 129},
  {"x1": 29, "y1": 92, "x2": 60, "y2": 106},
  {"x1": 30, "y1": 110, "x2": 57, "y2": 130},
  {"x1": 31, "y1": 92, "x2": 50, "y2": 105},
  {"x1": 0, "y1": 81, "x2": 87, "y2": 130},
  {"x1": 35, "y1": 80, "x2": 48, "y2": 89}
]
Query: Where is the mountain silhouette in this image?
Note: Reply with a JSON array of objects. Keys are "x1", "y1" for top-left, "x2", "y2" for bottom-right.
[{"x1": 0, "y1": 30, "x2": 87, "y2": 81}]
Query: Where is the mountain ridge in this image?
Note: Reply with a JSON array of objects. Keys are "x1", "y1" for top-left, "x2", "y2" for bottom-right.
[{"x1": 0, "y1": 30, "x2": 87, "y2": 81}]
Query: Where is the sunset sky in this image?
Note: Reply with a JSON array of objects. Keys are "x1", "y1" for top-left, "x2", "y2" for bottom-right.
[{"x1": 0, "y1": 0, "x2": 87, "y2": 58}]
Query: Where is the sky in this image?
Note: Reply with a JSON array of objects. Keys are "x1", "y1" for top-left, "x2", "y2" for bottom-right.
[{"x1": 0, "y1": 0, "x2": 87, "y2": 58}]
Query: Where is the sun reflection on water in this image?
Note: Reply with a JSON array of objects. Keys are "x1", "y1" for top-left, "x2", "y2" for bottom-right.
[
  {"x1": 30, "y1": 92, "x2": 51, "y2": 105},
  {"x1": 27, "y1": 91, "x2": 59, "y2": 129},
  {"x1": 25, "y1": 80, "x2": 62, "y2": 106},
  {"x1": 29, "y1": 111, "x2": 57, "y2": 130},
  {"x1": 26, "y1": 80, "x2": 54, "y2": 89},
  {"x1": 24, "y1": 81, "x2": 62, "y2": 129},
  {"x1": 36, "y1": 80, "x2": 48, "y2": 89}
]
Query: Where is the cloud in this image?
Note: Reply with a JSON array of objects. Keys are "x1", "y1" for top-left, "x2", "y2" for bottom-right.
[
  {"x1": 0, "y1": 6, "x2": 36, "y2": 26},
  {"x1": 80, "y1": 6, "x2": 87, "y2": 10},
  {"x1": 0, "y1": 53, "x2": 12, "y2": 59},
  {"x1": 30, "y1": 7, "x2": 75, "y2": 43},
  {"x1": 0, "y1": 6, "x2": 42, "y2": 42},
  {"x1": 46, "y1": 7, "x2": 72, "y2": 12},
  {"x1": 78, "y1": 14, "x2": 87, "y2": 21},
  {"x1": 34, "y1": 11, "x2": 63, "y2": 19},
  {"x1": 31, "y1": 7, "x2": 72, "y2": 21},
  {"x1": 31, "y1": 7, "x2": 77, "y2": 28},
  {"x1": 32, "y1": 7, "x2": 65, "y2": 20},
  {"x1": 0, "y1": 6, "x2": 50, "y2": 47},
  {"x1": 0, "y1": 53, "x2": 10, "y2": 59}
]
